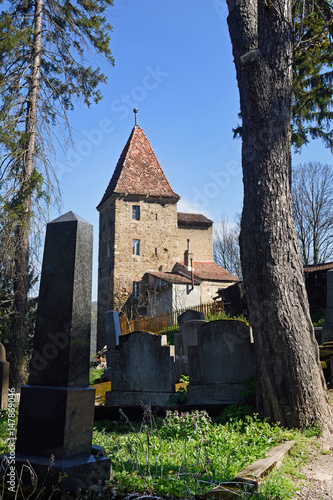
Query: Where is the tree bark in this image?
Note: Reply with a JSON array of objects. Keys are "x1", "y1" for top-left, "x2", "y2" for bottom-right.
[
  {"x1": 227, "y1": 0, "x2": 332, "y2": 429},
  {"x1": 11, "y1": 0, "x2": 43, "y2": 389}
]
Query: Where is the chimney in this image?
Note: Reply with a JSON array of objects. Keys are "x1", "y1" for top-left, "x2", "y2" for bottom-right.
[{"x1": 184, "y1": 239, "x2": 193, "y2": 271}]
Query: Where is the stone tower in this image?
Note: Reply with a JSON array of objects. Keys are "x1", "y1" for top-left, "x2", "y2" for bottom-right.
[{"x1": 97, "y1": 124, "x2": 180, "y2": 349}]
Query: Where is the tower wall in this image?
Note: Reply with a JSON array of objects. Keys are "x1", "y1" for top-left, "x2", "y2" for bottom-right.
[{"x1": 177, "y1": 225, "x2": 213, "y2": 261}]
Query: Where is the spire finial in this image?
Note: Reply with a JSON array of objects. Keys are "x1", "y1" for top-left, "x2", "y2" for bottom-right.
[{"x1": 133, "y1": 108, "x2": 138, "y2": 126}]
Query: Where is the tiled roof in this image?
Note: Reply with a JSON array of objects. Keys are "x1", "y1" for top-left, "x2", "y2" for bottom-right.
[
  {"x1": 177, "y1": 212, "x2": 213, "y2": 226},
  {"x1": 175, "y1": 261, "x2": 240, "y2": 282},
  {"x1": 304, "y1": 262, "x2": 333, "y2": 273},
  {"x1": 97, "y1": 126, "x2": 180, "y2": 209},
  {"x1": 147, "y1": 271, "x2": 199, "y2": 285}
]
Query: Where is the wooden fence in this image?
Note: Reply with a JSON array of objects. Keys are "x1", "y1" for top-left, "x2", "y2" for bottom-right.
[{"x1": 119, "y1": 301, "x2": 224, "y2": 336}]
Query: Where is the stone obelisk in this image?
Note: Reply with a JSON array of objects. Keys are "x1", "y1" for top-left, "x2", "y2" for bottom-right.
[{"x1": 15, "y1": 212, "x2": 110, "y2": 494}]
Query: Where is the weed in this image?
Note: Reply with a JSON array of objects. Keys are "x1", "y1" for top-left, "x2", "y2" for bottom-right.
[
  {"x1": 93, "y1": 405, "x2": 300, "y2": 498},
  {"x1": 89, "y1": 367, "x2": 105, "y2": 385}
]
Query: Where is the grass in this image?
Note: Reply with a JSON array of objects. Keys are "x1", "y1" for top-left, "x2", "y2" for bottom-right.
[
  {"x1": 92, "y1": 405, "x2": 313, "y2": 499},
  {"x1": 0, "y1": 403, "x2": 322, "y2": 499}
]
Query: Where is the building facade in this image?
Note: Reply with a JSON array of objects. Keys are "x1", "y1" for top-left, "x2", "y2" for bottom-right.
[{"x1": 97, "y1": 124, "x2": 239, "y2": 348}]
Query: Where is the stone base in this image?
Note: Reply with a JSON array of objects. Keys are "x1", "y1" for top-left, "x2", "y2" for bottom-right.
[
  {"x1": 187, "y1": 383, "x2": 246, "y2": 405},
  {"x1": 321, "y1": 325, "x2": 333, "y2": 344},
  {"x1": 9, "y1": 445, "x2": 111, "y2": 495},
  {"x1": 104, "y1": 367, "x2": 112, "y2": 381},
  {"x1": 174, "y1": 360, "x2": 189, "y2": 381},
  {"x1": 16, "y1": 385, "x2": 95, "y2": 459},
  {"x1": 106, "y1": 390, "x2": 173, "y2": 406}
]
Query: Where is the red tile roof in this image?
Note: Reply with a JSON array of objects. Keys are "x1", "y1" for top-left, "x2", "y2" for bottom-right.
[
  {"x1": 175, "y1": 261, "x2": 240, "y2": 282},
  {"x1": 177, "y1": 212, "x2": 213, "y2": 226},
  {"x1": 147, "y1": 271, "x2": 200, "y2": 285},
  {"x1": 304, "y1": 262, "x2": 333, "y2": 272},
  {"x1": 97, "y1": 126, "x2": 180, "y2": 209}
]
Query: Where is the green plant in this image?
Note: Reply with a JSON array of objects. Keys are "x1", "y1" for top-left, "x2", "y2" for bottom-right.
[
  {"x1": 311, "y1": 310, "x2": 326, "y2": 327},
  {"x1": 160, "y1": 410, "x2": 212, "y2": 439},
  {"x1": 93, "y1": 405, "x2": 302, "y2": 498},
  {"x1": 89, "y1": 367, "x2": 104, "y2": 385},
  {"x1": 205, "y1": 310, "x2": 248, "y2": 324}
]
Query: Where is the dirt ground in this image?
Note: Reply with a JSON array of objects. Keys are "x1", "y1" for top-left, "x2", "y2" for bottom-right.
[{"x1": 292, "y1": 388, "x2": 333, "y2": 500}]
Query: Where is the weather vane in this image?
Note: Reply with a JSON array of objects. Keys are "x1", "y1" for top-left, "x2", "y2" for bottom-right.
[{"x1": 133, "y1": 108, "x2": 138, "y2": 126}]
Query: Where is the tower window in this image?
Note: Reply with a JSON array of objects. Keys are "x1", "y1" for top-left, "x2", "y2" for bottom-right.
[
  {"x1": 132, "y1": 205, "x2": 140, "y2": 220},
  {"x1": 132, "y1": 239, "x2": 140, "y2": 255},
  {"x1": 107, "y1": 242, "x2": 111, "y2": 259},
  {"x1": 133, "y1": 281, "x2": 140, "y2": 298}
]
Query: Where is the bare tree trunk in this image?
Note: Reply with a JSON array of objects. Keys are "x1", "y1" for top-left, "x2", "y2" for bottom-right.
[
  {"x1": 11, "y1": 0, "x2": 43, "y2": 389},
  {"x1": 227, "y1": 0, "x2": 332, "y2": 429}
]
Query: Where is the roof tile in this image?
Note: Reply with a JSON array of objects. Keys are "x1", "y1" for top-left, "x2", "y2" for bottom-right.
[
  {"x1": 177, "y1": 212, "x2": 213, "y2": 226},
  {"x1": 97, "y1": 126, "x2": 179, "y2": 208},
  {"x1": 176, "y1": 261, "x2": 240, "y2": 282}
]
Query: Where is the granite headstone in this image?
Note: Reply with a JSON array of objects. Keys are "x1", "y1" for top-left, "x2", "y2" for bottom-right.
[
  {"x1": 104, "y1": 310, "x2": 122, "y2": 379},
  {"x1": 178, "y1": 309, "x2": 205, "y2": 327},
  {"x1": 13, "y1": 212, "x2": 110, "y2": 494}
]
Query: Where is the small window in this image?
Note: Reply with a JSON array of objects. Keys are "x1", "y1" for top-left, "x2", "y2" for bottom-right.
[
  {"x1": 107, "y1": 242, "x2": 111, "y2": 259},
  {"x1": 133, "y1": 281, "x2": 140, "y2": 298},
  {"x1": 132, "y1": 239, "x2": 140, "y2": 255},
  {"x1": 132, "y1": 205, "x2": 140, "y2": 220}
]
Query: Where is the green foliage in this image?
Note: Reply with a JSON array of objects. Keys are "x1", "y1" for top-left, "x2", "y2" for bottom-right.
[
  {"x1": 292, "y1": 1, "x2": 333, "y2": 152},
  {"x1": 234, "y1": 1, "x2": 333, "y2": 152},
  {"x1": 92, "y1": 406, "x2": 301, "y2": 498},
  {"x1": 311, "y1": 310, "x2": 326, "y2": 327},
  {"x1": 160, "y1": 410, "x2": 212, "y2": 439},
  {"x1": 0, "y1": 404, "x2": 18, "y2": 454},
  {"x1": 89, "y1": 367, "x2": 104, "y2": 385},
  {"x1": 205, "y1": 310, "x2": 248, "y2": 324}
]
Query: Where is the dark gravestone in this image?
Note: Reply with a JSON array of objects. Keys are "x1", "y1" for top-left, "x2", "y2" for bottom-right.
[
  {"x1": 105, "y1": 310, "x2": 121, "y2": 348},
  {"x1": 14, "y1": 212, "x2": 110, "y2": 493},
  {"x1": 178, "y1": 309, "x2": 205, "y2": 326},
  {"x1": 187, "y1": 320, "x2": 255, "y2": 404},
  {"x1": 0, "y1": 343, "x2": 9, "y2": 410},
  {"x1": 105, "y1": 310, "x2": 121, "y2": 380}
]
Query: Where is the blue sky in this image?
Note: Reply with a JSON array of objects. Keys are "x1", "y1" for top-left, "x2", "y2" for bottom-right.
[{"x1": 50, "y1": 0, "x2": 332, "y2": 299}]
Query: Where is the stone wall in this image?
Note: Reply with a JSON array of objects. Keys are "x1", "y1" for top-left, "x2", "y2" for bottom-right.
[
  {"x1": 98, "y1": 195, "x2": 179, "y2": 347},
  {"x1": 200, "y1": 280, "x2": 233, "y2": 304},
  {"x1": 113, "y1": 197, "x2": 179, "y2": 292},
  {"x1": 177, "y1": 225, "x2": 213, "y2": 261}
]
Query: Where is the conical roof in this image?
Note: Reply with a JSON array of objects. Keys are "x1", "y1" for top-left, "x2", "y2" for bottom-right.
[{"x1": 97, "y1": 126, "x2": 180, "y2": 209}]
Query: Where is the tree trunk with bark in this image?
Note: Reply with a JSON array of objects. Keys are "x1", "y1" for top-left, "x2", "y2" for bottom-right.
[
  {"x1": 227, "y1": 0, "x2": 332, "y2": 429},
  {"x1": 11, "y1": 0, "x2": 43, "y2": 389}
]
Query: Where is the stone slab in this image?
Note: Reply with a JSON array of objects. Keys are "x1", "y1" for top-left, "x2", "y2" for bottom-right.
[
  {"x1": 12, "y1": 445, "x2": 110, "y2": 495},
  {"x1": 109, "y1": 331, "x2": 175, "y2": 393},
  {"x1": 105, "y1": 310, "x2": 121, "y2": 348},
  {"x1": 178, "y1": 309, "x2": 205, "y2": 326},
  {"x1": 321, "y1": 327, "x2": 333, "y2": 344},
  {"x1": 16, "y1": 385, "x2": 95, "y2": 459},
  {"x1": 187, "y1": 383, "x2": 248, "y2": 405},
  {"x1": 106, "y1": 391, "x2": 173, "y2": 406},
  {"x1": 188, "y1": 320, "x2": 254, "y2": 386}
]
